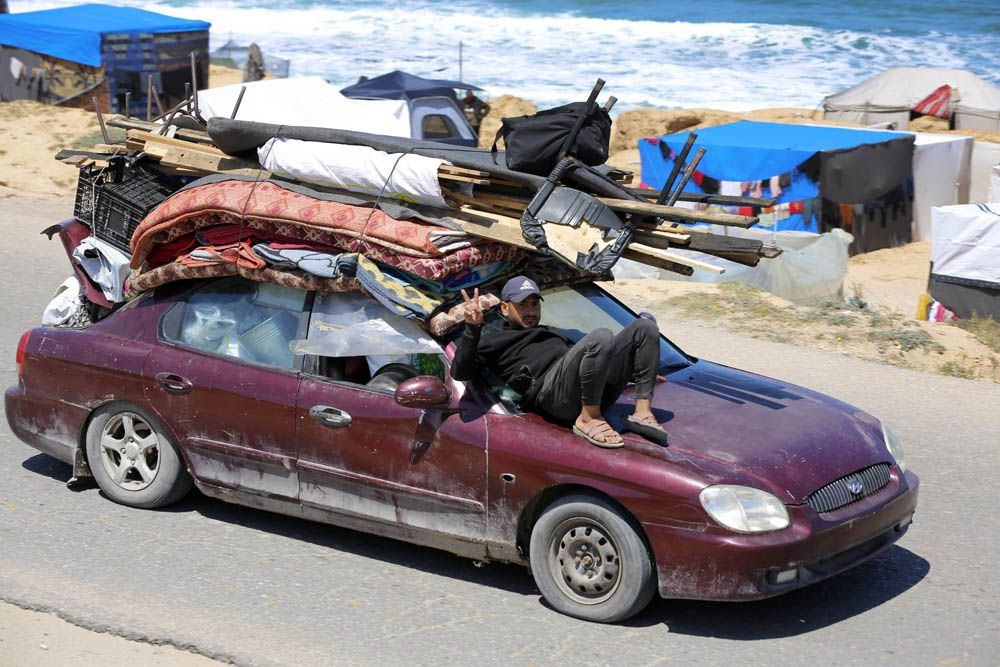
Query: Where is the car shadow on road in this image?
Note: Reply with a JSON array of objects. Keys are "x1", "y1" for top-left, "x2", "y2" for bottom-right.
[
  {"x1": 191, "y1": 491, "x2": 541, "y2": 596},
  {"x1": 627, "y1": 545, "x2": 930, "y2": 637}
]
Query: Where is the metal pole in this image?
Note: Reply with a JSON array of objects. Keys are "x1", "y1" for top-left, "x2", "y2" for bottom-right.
[
  {"x1": 92, "y1": 97, "x2": 110, "y2": 144},
  {"x1": 459, "y1": 41, "x2": 463, "y2": 82}
]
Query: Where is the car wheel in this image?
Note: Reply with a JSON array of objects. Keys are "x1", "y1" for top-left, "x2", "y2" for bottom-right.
[
  {"x1": 529, "y1": 494, "x2": 656, "y2": 623},
  {"x1": 85, "y1": 403, "x2": 192, "y2": 509}
]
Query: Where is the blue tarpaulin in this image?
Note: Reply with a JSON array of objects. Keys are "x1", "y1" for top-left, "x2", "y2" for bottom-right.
[
  {"x1": 645, "y1": 120, "x2": 906, "y2": 182},
  {"x1": 639, "y1": 121, "x2": 911, "y2": 233},
  {"x1": 0, "y1": 3, "x2": 210, "y2": 67}
]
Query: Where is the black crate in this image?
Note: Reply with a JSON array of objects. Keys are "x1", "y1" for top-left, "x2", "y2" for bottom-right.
[
  {"x1": 92, "y1": 169, "x2": 175, "y2": 254},
  {"x1": 73, "y1": 158, "x2": 125, "y2": 224}
]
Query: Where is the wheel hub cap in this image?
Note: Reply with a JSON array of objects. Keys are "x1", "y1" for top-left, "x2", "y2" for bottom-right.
[{"x1": 551, "y1": 521, "x2": 621, "y2": 604}]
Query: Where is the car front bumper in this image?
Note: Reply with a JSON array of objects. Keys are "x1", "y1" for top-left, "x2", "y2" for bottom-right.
[{"x1": 644, "y1": 468, "x2": 919, "y2": 601}]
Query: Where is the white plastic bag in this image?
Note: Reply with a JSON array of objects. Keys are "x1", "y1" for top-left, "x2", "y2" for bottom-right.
[
  {"x1": 291, "y1": 291, "x2": 442, "y2": 357},
  {"x1": 42, "y1": 276, "x2": 83, "y2": 326}
]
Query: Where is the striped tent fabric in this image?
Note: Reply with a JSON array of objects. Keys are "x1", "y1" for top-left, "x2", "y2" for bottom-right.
[{"x1": 913, "y1": 84, "x2": 952, "y2": 118}]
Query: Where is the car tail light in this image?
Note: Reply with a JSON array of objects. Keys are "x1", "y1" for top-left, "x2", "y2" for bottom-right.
[{"x1": 16, "y1": 330, "x2": 31, "y2": 379}]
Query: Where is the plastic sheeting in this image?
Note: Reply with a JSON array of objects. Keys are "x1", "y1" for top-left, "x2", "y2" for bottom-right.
[
  {"x1": 258, "y1": 138, "x2": 452, "y2": 208},
  {"x1": 931, "y1": 203, "x2": 1000, "y2": 286},
  {"x1": 614, "y1": 227, "x2": 854, "y2": 304},
  {"x1": 196, "y1": 77, "x2": 411, "y2": 137},
  {"x1": 42, "y1": 276, "x2": 83, "y2": 326},
  {"x1": 291, "y1": 291, "x2": 442, "y2": 358},
  {"x1": 72, "y1": 236, "x2": 131, "y2": 303},
  {"x1": 911, "y1": 132, "x2": 974, "y2": 241}
]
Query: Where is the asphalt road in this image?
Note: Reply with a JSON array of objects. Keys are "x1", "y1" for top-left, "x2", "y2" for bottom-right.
[{"x1": 1, "y1": 197, "x2": 998, "y2": 667}]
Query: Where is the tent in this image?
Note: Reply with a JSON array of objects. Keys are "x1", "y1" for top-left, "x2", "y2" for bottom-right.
[
  {"x1": 0, "y1": 3, "x2": 209, "y2": 114},
  {"x1": 929, "y1": 204, "x2": 1000, "y2": 319},
  {"x1": 910, "y1": 132, "x2": 973, "y2": 241},
  {"x1": 823, "y1": 68, "x2": 1000, "y2": 132},
  {"x1": 340, "y1": 70, "x2": 482, "y2": 102},
  {"x1": 639, "y1": 121, "x2": 915, "y2": 254},
  {"x1": 341, "y1": 70, "x2": 480, "y2": 146}
]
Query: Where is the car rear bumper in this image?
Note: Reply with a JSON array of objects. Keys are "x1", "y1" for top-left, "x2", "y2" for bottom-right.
[
  {"x1": 644, "y1": 468, "x2": 920, "y2": 601},
  {"x1": 4, "y1": 383, "x2": 86, "y2": 465}
]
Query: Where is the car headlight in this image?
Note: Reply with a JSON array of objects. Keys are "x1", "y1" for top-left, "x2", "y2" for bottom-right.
[
  {"x1": 699, "y1": 485, "x2": 790, "y2": 533},
  {"x1": 882, "y1": 423, "x2": 907, "y2": 473}
]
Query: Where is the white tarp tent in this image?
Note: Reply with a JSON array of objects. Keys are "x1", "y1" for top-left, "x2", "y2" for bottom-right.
[
  {"x1": 823, "y1": 68, "x2": 1000, "y2": 131},
  {"x1": 196, "y1": 77, "x2": 411, "y2": 137},
  {"x1": 911, "y1": 132, "x2": 973, "y2": 241},
  {"x1": 929, "y1": 203, "x2": 1000, "y2": 318}
]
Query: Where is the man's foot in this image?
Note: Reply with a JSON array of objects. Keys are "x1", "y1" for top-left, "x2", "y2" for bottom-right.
[
  {"x1": 625, "y1": 413, "x2": 667, "y2": 443},
  {"x1": 573, "y1": 418, "x2": 624, "y2": 448}
]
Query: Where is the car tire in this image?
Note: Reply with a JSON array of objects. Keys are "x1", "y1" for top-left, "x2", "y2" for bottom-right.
[
  {"x1": 85, "y1": 403, "x2": 192, "y2": 509},
  {"x1": 529, "y1": 494, "x2": 656, "y2": 623}
]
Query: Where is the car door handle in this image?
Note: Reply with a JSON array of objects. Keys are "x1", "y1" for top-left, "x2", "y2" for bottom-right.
[
  {"x1": 309, "y1": 405, "x2": 352, "y2": 428},
  {"x1": 155, "y1": 372, "x2": 193, "y2": 394}
]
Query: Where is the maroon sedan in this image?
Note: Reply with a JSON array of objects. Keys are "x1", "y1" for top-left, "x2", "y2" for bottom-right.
[{"x1": 6, "y1": 235, "x2": 918, "y2": 624}]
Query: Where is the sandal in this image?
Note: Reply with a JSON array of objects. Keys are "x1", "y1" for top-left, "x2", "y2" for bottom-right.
[
  {"x1": 625, "y1": 414, "x2": 667, "y2": 443},
  {"x1": 572, "y1": 419, "x2": 624, "y2": 449}
]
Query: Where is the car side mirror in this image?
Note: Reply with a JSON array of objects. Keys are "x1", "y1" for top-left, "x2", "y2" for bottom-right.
[{"x1": 395, "y1": 376, "x2": 452, "y2": 409}]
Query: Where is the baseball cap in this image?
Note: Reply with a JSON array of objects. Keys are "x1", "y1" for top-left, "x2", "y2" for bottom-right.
[{"x1": 500, "y1": 276, "x2": 543, "y2": 303}]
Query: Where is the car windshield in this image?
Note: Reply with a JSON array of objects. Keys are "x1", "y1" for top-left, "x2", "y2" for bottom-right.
[{"x1": 463, "y1": 282, "x2": 691, "y2": 371}]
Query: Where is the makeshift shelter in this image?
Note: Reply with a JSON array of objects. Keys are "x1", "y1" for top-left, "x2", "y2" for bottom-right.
[
  {"x1": 341, "y1": 70, "x2": 479, "y2": 146},
  {"x1": 0, "y1": 3, "x2": 209, "y2": 114},
  {"x1": 930, "y1": 204, "x2": 1000, "y2": 319},
  {"x1": 639, "y1": 121, "x2": 915, "y2": 253},
  {"x1": 910, "y1": 132, "x2": 973, "y2": 241},
  {"x1": 823, "y1": 68, "x2": 1000, "y2": 132}
]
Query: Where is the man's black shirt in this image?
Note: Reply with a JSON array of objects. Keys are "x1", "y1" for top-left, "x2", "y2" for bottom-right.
[{"x1": 450, "y1": 321, "x2": 572, "y2": 401}]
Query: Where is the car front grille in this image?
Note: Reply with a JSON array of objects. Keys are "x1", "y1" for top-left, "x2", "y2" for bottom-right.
[{"x1": 807, "y1": 463, "x2": 891, "y2": 513}]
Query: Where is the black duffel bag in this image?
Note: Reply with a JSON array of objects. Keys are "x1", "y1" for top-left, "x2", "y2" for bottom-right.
[{"x1": 493, "y1": 101, "x2": 612, "y2": 175}]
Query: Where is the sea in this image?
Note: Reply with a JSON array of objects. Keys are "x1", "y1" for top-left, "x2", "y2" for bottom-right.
[{"x1": 15, "y1": 0, "x2": 1000, "y2": 113}]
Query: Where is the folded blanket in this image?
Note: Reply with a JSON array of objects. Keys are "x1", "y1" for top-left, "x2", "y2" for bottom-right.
[{"x1": 130, "y1": 179, "x2": 483, "y2": 269}]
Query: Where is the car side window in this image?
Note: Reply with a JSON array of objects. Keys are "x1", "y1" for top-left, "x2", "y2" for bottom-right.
[
  {"x1": 162, "y1": 278, "x2": 309, "y2": 370},
  {"x1": 296, "y1": 291, "x2": 446, "y2": 392}
]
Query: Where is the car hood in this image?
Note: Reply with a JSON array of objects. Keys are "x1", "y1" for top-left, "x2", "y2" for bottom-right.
[{"x1": 608, "y1": 360, "x2": 891, "y2": 504}]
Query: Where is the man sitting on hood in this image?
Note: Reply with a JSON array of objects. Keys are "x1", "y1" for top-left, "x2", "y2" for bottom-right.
[{"x1": 450, "y1": 276, "x2": 666, "y2": 448}]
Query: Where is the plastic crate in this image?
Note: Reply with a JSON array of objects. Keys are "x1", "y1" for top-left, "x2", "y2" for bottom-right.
[
  {"x1": 73, "y1": 158, "x2": 125, "y2": 224},
  {"x1": 92, "y1": 169, "x2": 175, "y2": 254}
]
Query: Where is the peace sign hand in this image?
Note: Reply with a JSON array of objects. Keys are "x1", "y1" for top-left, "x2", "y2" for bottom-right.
[{"x1": 461, "y1": 288, "x2": 484, "y2": 326}]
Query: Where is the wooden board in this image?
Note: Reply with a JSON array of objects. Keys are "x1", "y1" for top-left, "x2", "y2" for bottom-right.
[
  {"x1": 628, "y1": 242, "x2": 725, "y2": 274},
  {"x1": 597, "y1": 197, "x2": 757, "y2": 228},
  {"x1": 621, "y1": 249, "x2": 693, "y2": 276}
]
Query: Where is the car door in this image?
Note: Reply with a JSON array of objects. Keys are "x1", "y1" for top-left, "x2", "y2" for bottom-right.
[
  {"x1": 143, "y1": 278, "x2": 310, "y2": 502},
  {"x1": 294, "y1": 291, "x2": 488, "y2": 549}
]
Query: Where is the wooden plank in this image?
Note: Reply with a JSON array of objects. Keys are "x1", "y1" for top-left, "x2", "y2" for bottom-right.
[
  {"x1": 444, "y1": 206, "x2": 535, "y2": 250},
  {"x1": 106, "y1": 116, "x2": 213, "y2": 144},
  {"x1": 628, "y1": 242, "x2": 725, "y2": 274},
  {"x1": 621, "y1": 249, "x2": 693, "y2": 276},
  {"x1": 438, "y1": 165, "x2": 490, "y2": 178},
  {"x1": 437, "y1": 173, "x2": 491, "y2": 185},
  {"x1": 634, "y1": 228, "x2": 690, "y2": 244},
  {"x1": 127, "y1": 129, "x2": 227, "y2": 156},
  {"x1": 157, "y1": 147, "x2": 269, "y2": 178},
  {"x1": 597, "y1": 197, "x2": 757, "y2": 227}
]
